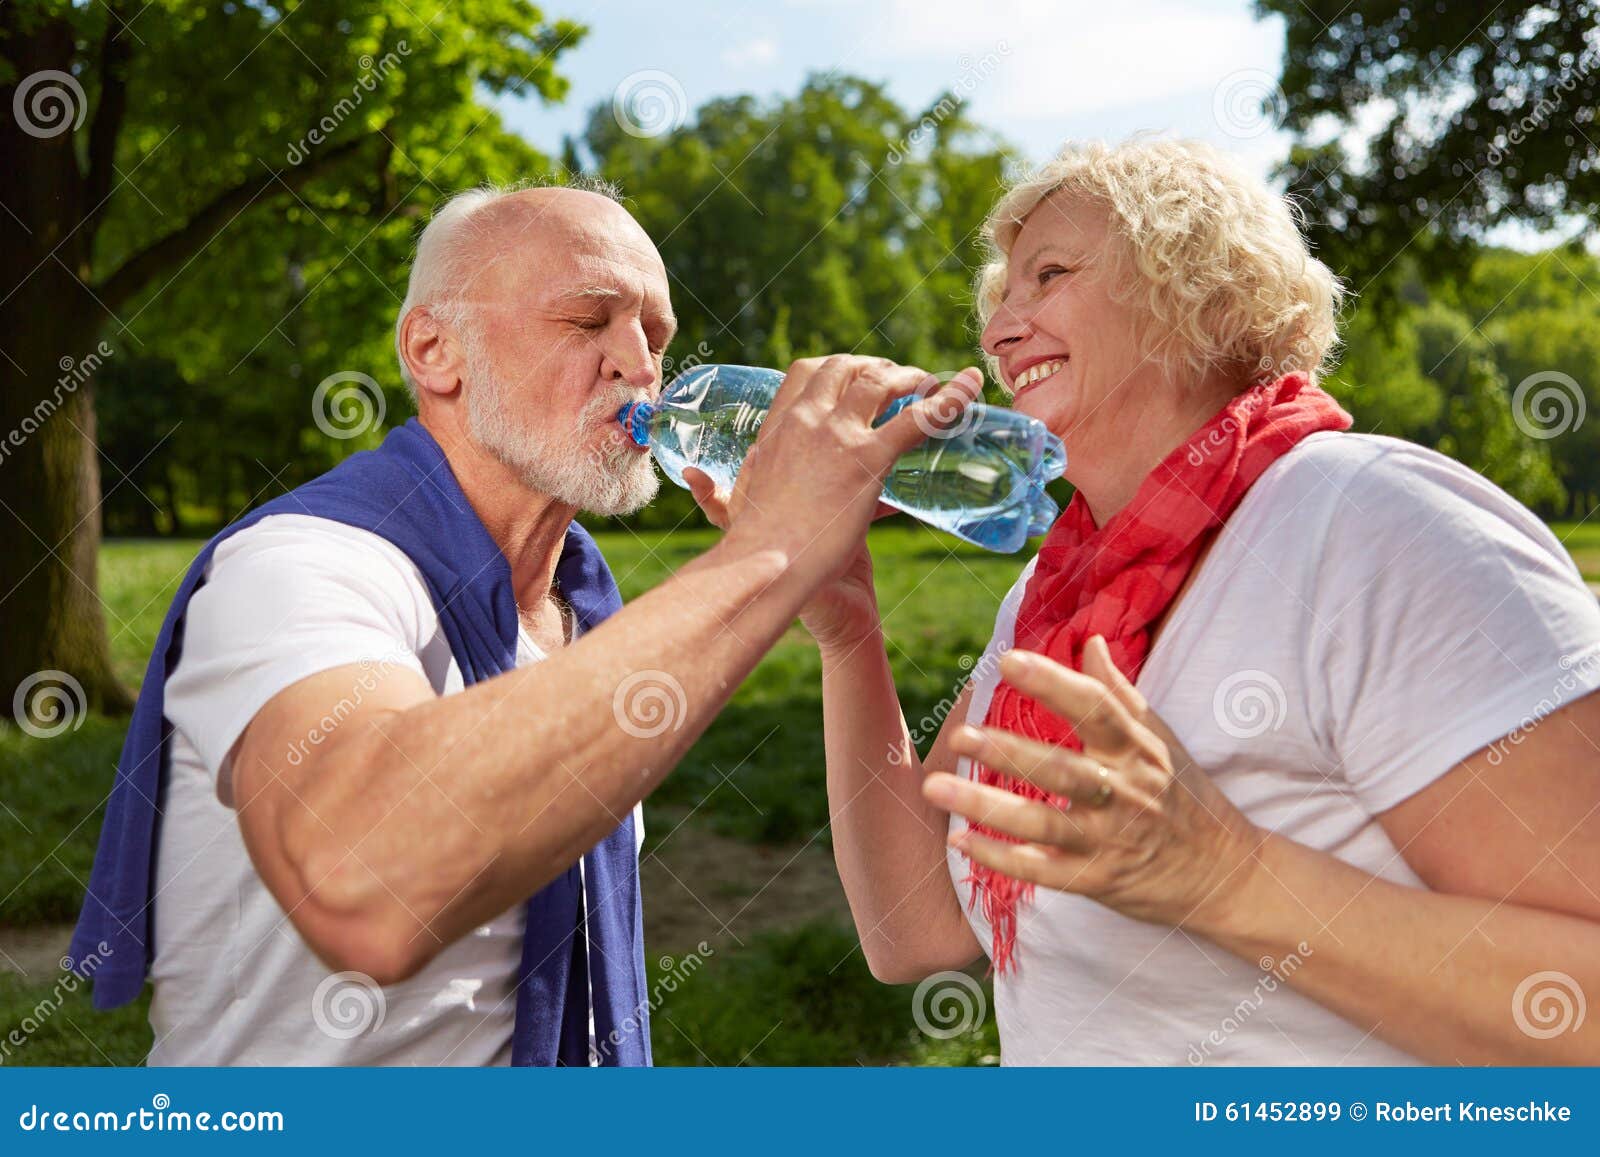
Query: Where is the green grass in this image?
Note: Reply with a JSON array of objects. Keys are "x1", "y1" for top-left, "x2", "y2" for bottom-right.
[
  {"x1": 614, "y1": 521, "x2": 1024, "y2": 846},
  {"x1": 0, "y1": 972, "x2": 152, "y2": 1067},
  {"x1": 1, "y1": 540, "x2": 206, "y2": 927},
  {"x1": 0, "y1": 716, "x2": 130, "y2": 924},
  {"x1": 4, "y1": 524, "x2": 1022, "y2": 924},
  {"x1": 99, "y1": 539, "x2": 206, "y2": 690},
  {"x1": 9, "y1": 516, "x2": 1587, "y2": 1065},
  {"x1": 0, "y1": 921, "x2": 997, "y2": 1067},
  {"x1": 1549, "y1": 521, "x2": 1600, "y2": 582},
  {"x1": 2, "y1": 523, "x2": 1017, "y2": 1066},
  {"x1": 648, "y1": 920, "x2": 998, "y2": 1067}
]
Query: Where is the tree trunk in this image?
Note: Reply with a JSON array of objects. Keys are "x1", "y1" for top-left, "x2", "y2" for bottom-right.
[
  {"x1": 0, "y1": 315, "x2": 130, "y2": 717},
  {"x1": 161, "y1": 461, "x2": 182, "y2": 537},
  {"x1": 0, "y1": 18, "x2": 132, "y2": 719},
  {"x1": 0, "y1": 5, "x2": 381, "y2": 722}
]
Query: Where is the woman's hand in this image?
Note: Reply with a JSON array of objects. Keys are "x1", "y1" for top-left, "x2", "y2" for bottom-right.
[
  {"x1": 686, "y1": 468, "x2": 887, "y2": 652},
  {"x1": 923, "y1": 634, "x2": 1266, "y2": 930}
]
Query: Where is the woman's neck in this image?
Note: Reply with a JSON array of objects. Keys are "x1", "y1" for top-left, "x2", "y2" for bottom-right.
[{"x1": 1069, "y1": 373, "x2": 1241, "y2": 526}]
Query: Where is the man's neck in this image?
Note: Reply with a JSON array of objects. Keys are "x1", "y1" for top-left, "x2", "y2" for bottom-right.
[{"x1": 425, "y1": 419, "x2": 579, "y2": 610}]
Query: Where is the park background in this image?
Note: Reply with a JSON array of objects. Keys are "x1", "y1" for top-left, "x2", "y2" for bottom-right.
[{"x1": 3, "y1": 0, "x2": 1599, "y2": 1064}]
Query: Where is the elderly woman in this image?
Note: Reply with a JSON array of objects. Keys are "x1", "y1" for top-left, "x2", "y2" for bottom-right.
[{"x1": 777, "y1": 138, "x2": 1600, "y2": 1065}]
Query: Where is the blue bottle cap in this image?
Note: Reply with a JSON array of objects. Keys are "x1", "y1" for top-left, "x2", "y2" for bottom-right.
[{"x1": 616, "y1": 400, "x2": 655, "y2": 448}]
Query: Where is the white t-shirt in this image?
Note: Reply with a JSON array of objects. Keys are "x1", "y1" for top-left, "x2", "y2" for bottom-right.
[
  {"x1": 150, "y1": 513, "x2": 642, "y2": 1066},
  {"x1": 947, "y1": 432, "x2": 1600, "y2": 1066}
]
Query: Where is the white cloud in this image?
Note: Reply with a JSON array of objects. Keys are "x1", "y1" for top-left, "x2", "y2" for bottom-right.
[
  {"x1": 722, "y1": 37, "x2": 779, "y2": 68},
  {"x1": 875, "y1": 0, "x2": 1283, "y2": 118}
]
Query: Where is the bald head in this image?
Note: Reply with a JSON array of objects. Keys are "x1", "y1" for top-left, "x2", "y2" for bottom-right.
[
  {"x1": 395, "y1": 181, "x2": 663, "y2": 393},
  {"x1": 392, "y1": 178, "x2": 673, "y2": 516},
  {"x1": 467, "y1": 185, "x2": 654, "y2": 261}
]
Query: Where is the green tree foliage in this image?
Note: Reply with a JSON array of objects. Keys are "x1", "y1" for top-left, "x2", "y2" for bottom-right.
[
  {"x1": 1, "y1": 0, "x2": 583, "y2": 711},
  {"x1": 1414, "y1": 303, "x2": 1565, "y2": 511},
  {"x1": 1437, "y1": 246, "x2": 1600, "y2": 513},
  {"x1": 578, "y1": 75, "x2": 1014, "y2": 527},
  {"x1": 1327, "y1": 250, "x2": 1592, "y2": 513},
  {"x1": 1323, "y1": 299, "x2": 1444, "y2": 436},
  {"x1": 1263, "y1": 0, "x2": 1600, "y2": 298}
]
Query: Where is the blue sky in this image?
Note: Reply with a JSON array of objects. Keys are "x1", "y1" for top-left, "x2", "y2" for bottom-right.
[{"x1": 495, "y1": 0, "x2": 1293, "y2": 176}]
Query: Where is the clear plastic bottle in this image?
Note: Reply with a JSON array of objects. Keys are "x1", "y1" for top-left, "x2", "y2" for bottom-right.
[{"x1": 617, "y1": 364, "x2": 1065, "y2": 553}]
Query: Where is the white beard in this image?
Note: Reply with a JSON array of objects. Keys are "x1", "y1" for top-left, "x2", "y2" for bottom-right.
[{"x1": 464, "y1": 348, "x2": 660, "y2": 517}]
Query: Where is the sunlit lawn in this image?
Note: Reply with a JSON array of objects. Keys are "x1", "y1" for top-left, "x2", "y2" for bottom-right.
[
  {"x1": 1550, "y1": 521, "x2": 1600, "y2": 583},
  {"x1": 6, "y1": 513, "x2": 1593, "y2": 1064},
  {"x1": 3, "y1": 521, "x2": 1017, "y2": 1066}
]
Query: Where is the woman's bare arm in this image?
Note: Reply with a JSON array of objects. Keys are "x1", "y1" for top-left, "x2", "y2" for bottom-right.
[{"x1": 821, "y1": 635, "x2": 981, "y2": 982}]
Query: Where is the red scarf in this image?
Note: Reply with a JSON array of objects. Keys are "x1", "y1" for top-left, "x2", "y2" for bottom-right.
[{"x1": 968, "y1": 372, "x2": 1352, "y2": 974}]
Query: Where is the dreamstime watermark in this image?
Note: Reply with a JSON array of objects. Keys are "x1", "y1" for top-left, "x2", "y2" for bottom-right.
[
  {"x1": 1211, "y1": 69, "x2": 1287, "y2": 140},
  {"x1": 1183, "y1": 334, "x2": 1325, "y2": 470},
  {"x1": 907, "y1": 369, "x2": 983, "y2": 442},
  {"x1": 1485, "y1": 49, "x2": 1600, "y2": 168},
  {"x1": 1512, "y1": 970, "x2": 1585, "y2": 1040},
  {"x1": 612, "y1": 70, "x2": 688, "y2": 139},
  {"x1": 889, "y1": 643, "x2": 1012, "y2": 765},
  {"x1": 311, "y1": 971, "x2": 386, "y2": 1040},
  {"x1": 1187, "y1": 942, "x2": 1312, "y2": 1064},
  {"x1": 912, "y1": 970, "x2": 987, "y2": 1039},
  {"x1": 10, "y1": 670, "x2": 87, "y2": 739},
  {"x1": 312, "y1": 370, "x2": 387, "y2": 440},
  {"x1": 587, "y1": 341, "x2": 716, "y2": 471},
  {"x1": 285, "y1": 42, "x2": 411, "y2": 165},
  {"x1": 1211, "y1": 669, "x2": 1288, "y2": 740},
  {"x1": 12, "y1": 69, "x2": 87, "y2": 139},
  {"x1": 283, "y1": 654, "x2": 405, "y2": 766},
  {"x1": 612, "y1": 669, "x2": 688, "y2": 739},
  {"x1": 885, "y1": 42, "x2": 1011, "y2": 167},
  {"x1": 0, "y1": 341, "x2": 115, "y2": 467},
  {"x1": 1510, "y1": 370, "x2": 1586, "y2": 441},
  {"x1": 593, "y1": 941, "x2": 715, "y2": 1063},
  {"x1": 1, "y1": 941, "x2": 112, "y2": 1065},
  {"x1": 1254, "y1": 334, "x2": 1322, "y2": 384},
  {"x1": 1484, "y1": 650, "x2": 1600, "y2": 767},
  {"x1": 17, "y1": 1094, "x2": 284, "y2": 1133},
  {"x1": 1184, "y1": 381, "x2": 1275, "y2": 468},
  {"x1": 663, "y1": 339, "x2": 716, "y2": 382}
]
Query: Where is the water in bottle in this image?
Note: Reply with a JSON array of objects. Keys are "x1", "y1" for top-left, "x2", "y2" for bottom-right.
[{"x1": 616, "y1": 364, "x2": 1066, "y2": 553}]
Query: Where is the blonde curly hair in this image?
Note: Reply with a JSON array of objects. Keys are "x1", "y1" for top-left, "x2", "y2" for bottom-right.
[{"x1": 975, "y1": 137, "x2": 1344, "y2": 388}]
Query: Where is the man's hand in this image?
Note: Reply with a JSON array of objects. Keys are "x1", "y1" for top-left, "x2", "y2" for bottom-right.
[
  {"x1": 687, "y1": 356, "x2": 983, "y2": 641},
  {"x1": 232, "y1": 356, "x2": 983, "y2": 987},
  {"x1": 709, "y1": 356, "x2": 982, "y2": 589}
]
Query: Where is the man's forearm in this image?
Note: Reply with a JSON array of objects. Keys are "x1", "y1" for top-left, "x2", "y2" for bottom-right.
[
  {"x1": 1191, "y1": 831, "x2": 1600, "y2": 1064},
  {"x1": 821, "y1": 634, "x2": 977, "y2": 981},
  {"x1": 286, "y1": 530, "x2": 814, "y2": 966}
]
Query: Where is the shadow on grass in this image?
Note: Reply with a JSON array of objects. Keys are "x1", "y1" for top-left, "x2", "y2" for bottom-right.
[
  {"x1": 0, "y1": 972, "x2": 151, "y2": 1066},
  {"x1": 1, "y1": 716, "x2": 127, "y2": 925},
  {"x1": 638, "y1": 920, "x2": 999, "y2": 1067},
  {"x1": 0, "y1": 920, "x2": 998, "y2": 1068}
]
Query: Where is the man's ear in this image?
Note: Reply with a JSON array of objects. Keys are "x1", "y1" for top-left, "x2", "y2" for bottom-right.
[{"x1": 399, "y1": 307, "x2": 463, "y2": 399}]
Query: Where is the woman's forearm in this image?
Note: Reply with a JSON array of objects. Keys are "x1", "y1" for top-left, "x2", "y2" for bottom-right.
[
  {"x1": 1193, "y1": 830, "x2": 1600, "y2": 1064},
  {"x1": 820, "y1": 632, "x2": 979, "y2": 982}
]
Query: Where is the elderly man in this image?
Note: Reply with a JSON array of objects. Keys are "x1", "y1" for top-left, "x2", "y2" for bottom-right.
[{"x1": 69, "y1": 180, "x2": 978, "y2": 1065}]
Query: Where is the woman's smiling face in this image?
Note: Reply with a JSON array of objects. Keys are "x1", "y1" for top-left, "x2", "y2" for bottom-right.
[{"x1": 979, "y1": 194, "x2": 1160, "y2": 446}]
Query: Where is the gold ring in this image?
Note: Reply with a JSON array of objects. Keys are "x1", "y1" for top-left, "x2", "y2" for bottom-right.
[{"x1": 1085, "y1": 764, "x2": 1115, "y2": 808}]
